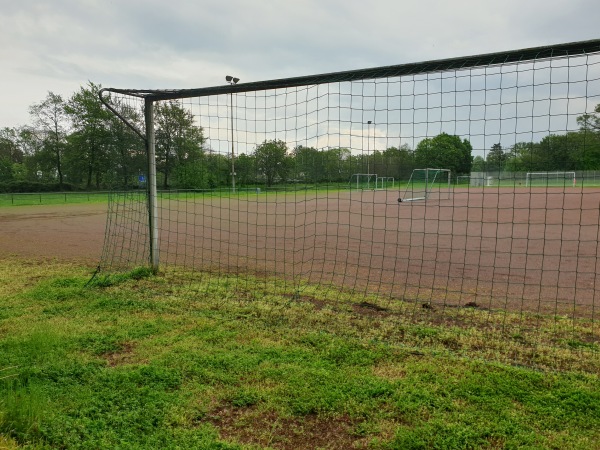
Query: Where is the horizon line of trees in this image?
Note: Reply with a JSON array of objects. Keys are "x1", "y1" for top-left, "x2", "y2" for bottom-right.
[{"x1": 1, "y1": 82, "x2": 600, "y2": 192}]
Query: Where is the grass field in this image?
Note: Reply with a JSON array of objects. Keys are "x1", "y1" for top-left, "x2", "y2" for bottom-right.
[
  {"x1": 3, "y1": 180, "x2": 600, "y2": 208},
  {"x1": 1, "y1": 258, "x2": 599, "y2": 449},
  {"x1": 0, "y1": 192, "x2": 113, "y2": 207}
]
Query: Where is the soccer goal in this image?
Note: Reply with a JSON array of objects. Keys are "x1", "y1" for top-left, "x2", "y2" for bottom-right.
[
  {"x1": 375, "y1": 176, "x2": 394, "y2": 190},
  {"x1": 399, "y1": 168, "x2": 452, "y2": 202},
  {"x1": 350, "y1": 173, "x2": 377, "y2": 190},
  {"x1": 525, "y1": 172, "x2": 576, "y2": 187}
]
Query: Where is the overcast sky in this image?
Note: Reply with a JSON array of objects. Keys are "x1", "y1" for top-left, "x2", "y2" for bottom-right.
[{"x1": 1, "y1": 0, "x2": 599, "y2": 128}]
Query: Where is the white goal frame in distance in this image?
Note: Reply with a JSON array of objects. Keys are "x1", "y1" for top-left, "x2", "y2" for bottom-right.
[
  {"x1": 375, "y1": 176, "x2": 395, "y2": 190},
  {"x1": 525, "y1": 171, "x2": 576, "y2": 187},
  {"x1": 350, "y1": 173, "x2": 377, "y2": 190},
  {"x1": 399, "y1": 168, "x2": 452, "y2": 203}
]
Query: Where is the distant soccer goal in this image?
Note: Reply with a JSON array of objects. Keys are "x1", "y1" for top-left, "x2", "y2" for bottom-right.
[
  {"x1": 399, "y1": 168, "x2": 451, "y2": 202},
  {"x1": 525, "y1": 172, "x2": 576, "y2": 187},
  {"x1": 349, "y1": 173, "x2": 377, "y2": 190},
  {"x1": 375, "y1": 176, "x2": 394, "y2": 190}
]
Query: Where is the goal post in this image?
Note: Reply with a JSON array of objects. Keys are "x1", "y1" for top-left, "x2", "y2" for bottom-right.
[
  {"x1": 525, "y1": 171, "x2": 576, "y2": 187},
  {"x1": 375, "y1": 176, "x2": 394, "y2": 190},
  {"x1": 349, "y1": 173, "x2": 377, "y2": 190},
  {"x1": 97, "y1": 40, "x2": 600, "y2": 366},
  {"x1": 398, "y1": 168, "x2": 451, "y2": 203}
]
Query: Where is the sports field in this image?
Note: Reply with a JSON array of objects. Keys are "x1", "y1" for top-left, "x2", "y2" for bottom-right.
[
  {"x1": 118, "y1": 186, "x2": 600, "y2": 319},
  {"x1": 3, "y1": 187, "x2": 600, "y2": 319},
  {"x1": 0, "y1": 203, "x2": 106, "y2": 263},
  {"x1": 2, "y1": 191, "x2": 600, "y2": 449}
]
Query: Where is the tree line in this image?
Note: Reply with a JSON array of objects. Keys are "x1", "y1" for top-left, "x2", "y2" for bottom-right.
[
  {"x1": 473, "y1": 104, "x2": 600, "y2": 173},
  {"x1": 1, "y1": 82, "x2": 599, "y2": 192}
]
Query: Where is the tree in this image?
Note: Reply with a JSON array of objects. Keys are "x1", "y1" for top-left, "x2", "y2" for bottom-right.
[
  {"x1": 574, "y1": 104, "x2": 600, "y2": 169},
  {"x1": 504, "y1": 142, "x2": 537, "y2": 172},
  {"x1": 233, "y1": 153, "x2": 256, "y2": 186},
  {"x1": 0, "y1": 128, "x2": 24, "y2": 182},
  {"x1": 486, "y1": 143, "x2": 506, "y2": 172},
  {"x1": 65, "y1": 82, "x2": 114, "y2": 188},
  {"x1": 414, "y1": 133, "x2": 473, "y2": 175},
  {"x1": 254, "y1": 139, "x2": 290, "y2": 186},
  {"x1": 293, "y1": 145, "x2": 321, "y2": 182},
  {"x1": 381, "y1": 144, "x2": 414, "y2": 179},
  {"x1": 155, "y1": 101, "x2": 206, "y2": 189},
  {"x1": 105, "y1": 101, "x2": 146, "y2": 188},
  {"x1": 577, "y1": 103, "x2": 600, "y2": 132},
  {"x1": 322, "y1": 147, "x2": 352, "y2": 182},
  {"x1": 471, "y1": 155, "x2": 486, "y2": 172},
  {"x1": 29, "y1": 92, "x2": 69, "y2": 186}
]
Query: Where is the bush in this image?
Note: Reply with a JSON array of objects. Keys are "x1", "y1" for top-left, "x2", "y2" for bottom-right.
[{"x1": 0, "y1": 181, "x2": 81, "y2": 193}]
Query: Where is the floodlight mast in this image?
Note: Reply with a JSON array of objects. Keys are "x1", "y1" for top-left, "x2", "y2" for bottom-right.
[{"x1": 226, "y1": 75, "x2": 240, "y2": 193}]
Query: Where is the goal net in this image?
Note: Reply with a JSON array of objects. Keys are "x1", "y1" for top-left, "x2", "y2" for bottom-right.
[
  {"x1": 375, "y1": 176, "x2": 395, "y2": 190},
  {"x1": 349, "y1": 173, "x2": 377, "y2": 190},
  {"x1": 98, "y1": 40, "x2": 600, "y2": 368},
  {"x1": 525, "y1": 171, "x2": 576, "y2": 187},
  {"x1": 399, "y1": 168, "x2": 451, "y2": 202}
]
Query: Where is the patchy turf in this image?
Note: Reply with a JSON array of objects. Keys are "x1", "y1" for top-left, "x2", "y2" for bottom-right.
[{"x1": 0, "y1": 258, "x2": 599, "y2": 449}]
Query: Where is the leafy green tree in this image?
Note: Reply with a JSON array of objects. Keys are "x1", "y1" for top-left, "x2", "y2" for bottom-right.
[
  {"x1": 105, "y1": 101, "x2": 145, "y2": 188},
  {"x1": 322, "y1": 147, "x2": 352, "y2": 182},
  {"x1": 234, "y1": 153, "x2": 256, "y2": 186},
  {"x1": 254, "y1": 139, "x2": 290, "y2": 186},
  {"x1": 414, "y1": 133, "x2": 472, "y2": 175},
  {"x1": 486, "y1": 143, "x2": 506, "y2": 172},
  {"x1": 577, "y1": 103, "x2": 600, "y2": 132},
  {"x1": 29, "y1": 92, "x2": 69, "y2": 186},
  {"x1": 155, "y1": 101, "x2": 206, "y2": 189},
  {"x1": 65, "y1": 82, "x2": 114, "y2": 188},
  {"x1": 504, "y1": 142, "x2": 536, "y2": 172},
  {"x1": 380, "y1": 144, "x2": 414, "y2": 179},
  {"x1": 173, "y1": 160, "x2": 212, "y2": 189},
  {"x1": 471, "y1": 155, "x2": 486, "y2": 172},
  {"x1": 293, "y1": 145, "x2": 321, "y2": 182},
  {"x1": 574, "y1": 104, "x2": 600, "y2": 169},
  {"x1": 0, "y1": 128, "x2": 24, "y2": 182},
  {"x1": 19, "y1": 127, "x2": 46, "y2": 182}
]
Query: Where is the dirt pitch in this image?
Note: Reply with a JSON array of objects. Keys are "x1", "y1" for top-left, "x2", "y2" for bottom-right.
[
  {"x1": 0, "y1": 203, "x2": 107, "y2": 265},
  {"x1": 3, "y1": 187, "x2": 600, "y2": 318}
]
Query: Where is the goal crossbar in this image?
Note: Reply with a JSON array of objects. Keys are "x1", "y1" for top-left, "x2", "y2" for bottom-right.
[{"x1": 525, "y1": 171, "x2": 576, "y2": 187}]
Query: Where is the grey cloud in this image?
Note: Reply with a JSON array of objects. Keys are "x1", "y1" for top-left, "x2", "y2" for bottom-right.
[{"x1": 1, "y1": 0, "x2": 599, "y2": 127}]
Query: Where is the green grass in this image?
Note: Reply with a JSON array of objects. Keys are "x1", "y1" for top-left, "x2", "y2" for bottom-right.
[
  {"x1": 0, "y1": 185, "x2": 351, "y2": 208},
  {"x1": 4, "y1": 177, "x2": 600, "y2": 208},
  {"x1": 0, "y1": 192, "x2": 112, "y2": 207},
  {"x1": 0, "y1": 259, "x2": 599, "y2": 449}
]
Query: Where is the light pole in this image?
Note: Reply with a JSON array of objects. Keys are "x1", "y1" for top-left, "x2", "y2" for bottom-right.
[{"x1": 226, "y1": 75, "x2": 240, "y2": 192}]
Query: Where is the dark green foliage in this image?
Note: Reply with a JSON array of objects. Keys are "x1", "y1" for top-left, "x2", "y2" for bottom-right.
[
  {"x1": 0, "y1": 180, "x2": 81, "y2": 193},
  {"x1": 253, "y1": 139, "x2": 292, "y2": 186},
  {"x1": 414, "y1": 133, "x2": 473, "y2": 175}
]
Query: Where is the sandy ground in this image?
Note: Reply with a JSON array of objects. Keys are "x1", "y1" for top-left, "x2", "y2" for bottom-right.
[{"x1": 0, "y1": 203, "x2": 108, "y2": 265}]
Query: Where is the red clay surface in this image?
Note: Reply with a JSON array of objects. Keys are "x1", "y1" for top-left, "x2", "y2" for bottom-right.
[
  {"x1": 3, "y1": 187, "x2": 600, "y2": 317},
  {"x1": 0, "y1": 203, "x2": 107, "y2": 265}
]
